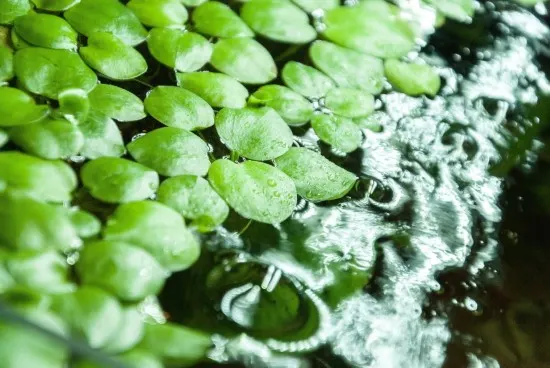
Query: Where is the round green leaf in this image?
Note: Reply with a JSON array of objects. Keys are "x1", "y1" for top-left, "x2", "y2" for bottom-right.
[
  {"x1": 274, "y1": 147, "x2": 357, "y2": 201},
  {"x1": 147, "y1": 28, "x2": 212, "y2": 72},
  {"x1": 136, "y1": 323, "x2": 212, "y2": 367},
  {"x1": 0, "y1": 46, "x2": 14, "y2": 83},
  {"x1": 157, "y1": 175, "x2": 229, "y2": 232},
  {"x1": 0, "y1": 151, "x2": 77, "y2": 202},
  {"x1": 249, "y1": 84, "x2": 313, "y2": 125},
  {"x1": 88, "y1": 84, "x2": 145, "y2": 122},
  {"x1": 0, "y1": 192, "x2": 81, "y2": 251},
  {"x1": 31, "y1": 0, "x2": 80, "y2": 11},
  {"x1": 0, "y1": 0, "x2": 31, "y2": 25},
  {"x1": 192, "y1": 1, "x2": 253, "y2": 38},
  {"x1": 384, "y1": 59, "x2": 441, "y2": 97},
  {"x1": 14, "y1": 47, "x2": 97, "y2": 99},
  {"x1": 325, "y1": 88, "x2": 375, "y2": 118},
  {"x1": 127, "y1": 127, "x2": 211, "y2": 177},
  {"x1": 208, "y1": 159, "x2": 297, "y2": 224},
  {"x1": 77, "y1": 240, "x2": 166, "y2": 301},
  {"x1": 0, "y1": 87, "x2": 49, "y2": 127},
  {"x1": 117, "y1": 350, "x2": 163, "y2": 368},
  {"x1": 292, "y1": 0, "x2": 339, "y2": 12},
  {"x1": 81, "y1": 157, "x2": 159, "y2": 203},
  {"x1": 215, "y1": 106, "x2": 294, "y2": 161},
  {"x1": 69, "y1": 209, "x2": 101, "y2": 238},
  {"x1": 6, "y1": 250, "x2": 72, "y2": 293},
  {"x1": 309, "y1": 41, "x2": 385, "y2": 95},
  {"x1": 103, "y1": 200, "x2": 200, "y2": 272},
  {"x1": 127, "y1": 0, "x2": 188, "y2": 27},
  {"x1": 10, "y1": 117, "x2": 84, "y2": 159},
  {"x1": 57, "y1": 88, "x2": 90, "y2": 124},
  {"x1": 424, "y1": 0, "x2": 475, "y2": 22},
  {"x1": 14, "y1": 13, "x2": 78, "y2": 50},
  {"x1": 176, "y1": 71, "x2": 249, "y2": 108},
  {"x1": 105, "y1": 308, "x2": 145, "y2": 354},
  {"x1": 10, "y1": 27, "x2": 31, "y2": 49},
  {"x1": 144, "y1": 86, "x2": 214, "y2": 130},
  {"x1": 311, "y1": 113, "x2": 362, "y2": 153},
  {"x1": 322, "y1": 4, "x2": 416, "y2": 58},
  {"x1": 51, "y1": 286, "x2": 123, "y2": 349},
  {"x1": 210, "y1": 38, "x2": 277, "y2": 84},
  {"x1": 78, "y1": 111, "x2": 125, "y2": 159},
  {"x1": 80, "y1": 32, "x2": 147, "y2": 81},
  {"x1": 281, "y1": 61, "x2": 335, "y2": 99},
  {"x1": 64, "y1": 0, "x2": 148, "y2": 46},
  {"x1": 240, "y1": 0, "x2": 316, "y2": 44}
]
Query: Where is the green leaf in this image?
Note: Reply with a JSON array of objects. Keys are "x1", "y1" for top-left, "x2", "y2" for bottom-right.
[
  {"x1": 117, "y1": 350, "x2": 163, "y2": 368},
  {"x1": 57, "y1": 88, "x2": 90, "y2": 124},
  {"x1": 311, "y1": 113, "x2": 362, "y2": 153},
  {"x1": 128, "y1": 127, "x2": 211, "y2": 177},
  {"x1": 240, "y1": 0, "x2": 316, "y2": 44},
  {"x1": 9, "y1": 117, "x2": 84, "y2": 159},
  {"x1": 88, "y1": 84, "x2": 145, "y2": 122},
  {"x1": 79, "y1": 111, "x2": 125, "y2": 159},
  {"x1": 51, "y1": 286, "x2": 123, "y2": 348},
  {"x1": 14, "y1": 13, "x2": 78, "y2": 50},
  {"x1": 10, "y1": 27, "x2": 31, "y2": 49},
  {"x1": 0, "y1": 151, "x2": 77, "y2": 202},
  {"x1": 0, "y1": 192, "x2": 81, "y2": 251},
  {"x1": 69, "y1": 209, "x2": 101, "y2": 238},
  {"x1": 384, "y1": 59, "x2": 441, "y2": 97},
  {"x1": 157, "y1": 175, "x2": 229, "y2": 232},
  {"x1": 176, "y1": 71, "x2": 249, "y2": 108},
  {"x1": 0, "y1": 308, "x2": 68, "y2": 368},
  {"x1": 215, "y1": 106, "x2": 294, "y2": 160},
  {"x1": 514, "y1": 0, "x2": 548, "y2": 5},
  {"x1": 6, "y1": 250, "x2": 72, "y2": 293},
  {"x1": 274, "y1": 147, "x2": 357, "y2": 201},
  {"x1": 144, "y1": 86, "x2": 214, "y2": 130},
  {"x1": 0, "y1": 129, "x2": 8, "y2": 148},
  {"x1": 0, "y1": 263, "x2": 15, "y2": 293},
  {"x1": 424, "y1": 0, "x2": 475, "y2": 22},
  {"x1": 127, "y1": 0, "x2": 188, "y2": 27},
  {"x1": 0, "y1": 46, "x2": 14, "y2": 83},
  {"x1": 103, "y1": 200, "x2": 200, "y2": 272},
  {"x1": 181, "y1": 0, "x2": 208, "y2": 6},
  {"x1": 210, "y1": 38, "x2": 277, "y2": 84},
  {"x1": 81, "y1": 157, "x2": 159, "y2": 203},
  {"x1": 192, "y1": 1, "x2": 253, "y2": 38},
  {"x1": 309, "y1": 41, "x2": 385, "y2": 94},
  {"x1": 136, "y1": 323, "x2": 212, "y2": 367},
  {"x1": 208, "y1": 159, "x2": 297, "y2": 223},
  {"x1": 104, "y1": 308, "x2": 145, "y2": 354},
  {"x1": 322, "y1": 4, "x2": 416, "y2": 58},
  {"x1": 31, "y1": 0, "x2": 81, "y2": 11},
  {"x1": 147, "y1": 28, "x2": 212, "y2": 72},
  {"x1": 281, "y1": 61, "x2": 335, "y2": 99},
  {"x1": 249, "y1": 84, "x2": 313, "y2": 125},
  {"x1": 292, "y1": 0, "x2": 339, "y2": 12},
  {"x1": 80, "y1": 32, "x2": 147, "y2": 81},
  {"x1": 14, "y1": 47, "x2": 97, "y2": 99},
  {"x1": 325, "y1": 88, "x2": 375, "y2": 118},
  {"x1": 0, "y1": 87, "x2": 49, "y2": 126},
  {"x1": 0, "y1": 0, "x2": 31, "y2": 25},
  {"x1": 77, "y1": 240, "x2": 166, "y2": 301},
  {"x1": 64, "y1": 0, "x2": 148, "y2": 46}
]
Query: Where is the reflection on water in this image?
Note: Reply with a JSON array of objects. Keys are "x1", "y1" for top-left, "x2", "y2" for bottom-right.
[{"x1": 161, "y1": 2, "x2": 550, "y2": 367}]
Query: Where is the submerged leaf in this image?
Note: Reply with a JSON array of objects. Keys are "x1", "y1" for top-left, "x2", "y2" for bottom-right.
[
  {"x1": 325, "y1": 88, "x2": 375, "y2": 118},
  {"x1": 176, "y1": 71, "x2": 249, "y2": 108},
  {"x1": 147, "y1": 28, "x2": 212, "y2": 72},
  {"x1": 309, "y1": 41, "x2": 385, "y2": 94},
  {"x1": 311, "y1": 114, "x2": 363, "y2": 153},
  {"x1": 88, "y1": 84, "x2": 145, "y2": 122},
  {"x1": 210, "y1": 38, "x2": 277, "y2": 84},
  {"x1": 80, "y1": 157, "x2": 159, "y2": 203},
  {"x1": 240, "y1": 0, "x2": 316, "y2": 44},
  {"x1": 275, "y1": 147, "x2": 357, "y2": 201},
  {"x1": 0, "y1": 87, "x2": 49, "y2": 126},
  {"x1": 103, "y1": 200, "x2": 200, "y2": 272},
  {"x1": 208, "y1": 159, "x2": 297, "y2": 223},
  {"x1": 64, "y1": 0, "x2": 148, "y2": 46},
  {"x1": 78, "y1": 111, "x2": 125, "y2": 159},
  {"x1": 127, "y1": 0, "x2": 188, "y2": 28},
  {"x1": 80, "y1": 32, "x2": 147, "y2": 81},
  {"x1": 144, "y1": 86, "x2": 214, "y2": 130},
  {"x1": 215, "y1": 106, "x2": 294, "y2": 160},
  {"x1": 384, "y1": 59, "x2": 441, "y2": 97},
  {"x1": 281, "y1": 61, "x2": 335, "y2": 99},
  {"x1": 77, "y1": 240, "x2": 166, "y2": 301},
  {"x1": 249, "y1": 84, "x2": 313, "y2": 125},
  {"x1": 0, "y1": 0, "x2": 32, "y2": 25},
  {"x1": 192, "y1": 1, "x2": 253, "y2": 38},
  {"x1": 157, "y1": 175, "x2": 229, "y2": 232},
  {"x1": 127, "y1": 127, "x2": 211, "y2": 177},
  {"x1": 14, "y1": 13, "x2": 78, "y2": 50},
  {"x1": 14, "y1": 47, "x2": 97, "y2": 99}
]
